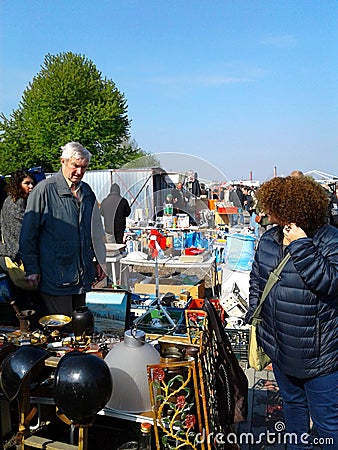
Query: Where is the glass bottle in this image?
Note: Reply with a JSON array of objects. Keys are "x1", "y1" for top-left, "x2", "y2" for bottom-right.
[{"x1": 138, "y1": 422, "x2": 152, "y2": 450}]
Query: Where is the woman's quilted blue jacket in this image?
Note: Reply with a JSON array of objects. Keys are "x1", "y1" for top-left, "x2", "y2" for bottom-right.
[{"x1": 247, "y1": 224, "x2": 338, "y2": 378}]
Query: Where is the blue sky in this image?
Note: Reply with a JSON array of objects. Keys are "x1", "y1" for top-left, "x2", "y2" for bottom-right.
[{"x1": 0, "y1": 0, "x2": 337, "y2": 182}]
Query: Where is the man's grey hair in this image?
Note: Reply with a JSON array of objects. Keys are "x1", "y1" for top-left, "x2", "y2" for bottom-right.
[{"x1": 60, "y1": 142, "x2": 92, "y2": 162}]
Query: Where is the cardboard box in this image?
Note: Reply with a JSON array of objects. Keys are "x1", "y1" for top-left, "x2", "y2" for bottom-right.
[
  {"x1": 179, "y1": 254, "x2": 205, "y2": 264},
  {"x1": 214, "y1": 211, "x2": 229, "y2": 225},
  {"x1": 134, "y1": 281, "x2": 205, "y2": 299}
]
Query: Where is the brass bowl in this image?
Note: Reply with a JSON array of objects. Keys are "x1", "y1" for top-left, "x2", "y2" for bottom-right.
[{"x1": 39, "y1": 314, "x2": 72, "y2": 330}]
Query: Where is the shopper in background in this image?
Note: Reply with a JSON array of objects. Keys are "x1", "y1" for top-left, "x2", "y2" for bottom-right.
[
  {"x1": 19, "y1": 142, "x2": 106, "y2": 317},
  {"x1": 328, "y1": 186, "x2": 338, "y2": 227},
  {"x1": 241, "y1": 186, "x2": 254, "y2": 216},
  {"x1": 229, "y1": 184, "x2": 244, "y2": 226},
  {"x1": 0, "y1": 170, "x2": 34, "y2": 270},
  {"x1": 171, "y1": 182, "x2": 189, "y2": 215},
  {"x1": 100, "y1": 183, "x2": 131, "y2": 244},
  {"x1": 289, "y1": 169, "x2": 304, "y2": 178},
  {"x1": 246, "y1": 175, "x2": 338, "y2": 449},
  {"x1": 0, "y1": 169, "x2": 45, "y2": 319},
  {"x1": 290, "y1": 169, "x2": 338, "y2": 228}
]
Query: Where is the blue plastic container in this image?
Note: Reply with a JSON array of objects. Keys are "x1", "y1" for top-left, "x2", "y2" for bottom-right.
[{"x1": 225, "y1": 233, "x2": 256, "y2": 271}]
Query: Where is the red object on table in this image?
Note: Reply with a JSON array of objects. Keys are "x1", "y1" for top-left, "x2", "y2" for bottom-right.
[{"x1": 184, "y1": 247, "x2": 205, "y2": 256}]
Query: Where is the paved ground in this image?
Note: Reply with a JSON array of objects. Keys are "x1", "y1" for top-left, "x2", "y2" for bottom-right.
[
  {"x1": 239, "y1": 364, "x2": 286, "y2": 450},
  {"x1": 239, "y1": 364, "x2": 322, "y2": 450}
]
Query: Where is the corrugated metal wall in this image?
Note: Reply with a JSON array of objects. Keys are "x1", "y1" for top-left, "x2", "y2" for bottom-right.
[
  {"x1": 83, "y1": 168, "x2": 158, "y2": 220},
  {"x1": 46, "y1": 167, "x2": 174, "y2": 220},
  {"x1": 83, "y1": 170, "x2": 112, "y2": 202}
]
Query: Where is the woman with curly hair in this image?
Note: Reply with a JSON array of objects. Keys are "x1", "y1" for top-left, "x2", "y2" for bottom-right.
[{"x1": 246, "y1": 176, "x2": 338, "y2": 450}]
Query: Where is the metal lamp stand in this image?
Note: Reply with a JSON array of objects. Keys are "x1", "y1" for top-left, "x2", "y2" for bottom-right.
[{"x1": 134, "y1": 255, "x2": 176, "y2": 328}]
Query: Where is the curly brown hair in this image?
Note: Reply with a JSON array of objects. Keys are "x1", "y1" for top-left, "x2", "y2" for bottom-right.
[
  {"x1": 6, "y1": 169, "x2": 34, "y2": 202},
  {"x1": 256, "y1": 176, "x2": 329, "y2": 236}
]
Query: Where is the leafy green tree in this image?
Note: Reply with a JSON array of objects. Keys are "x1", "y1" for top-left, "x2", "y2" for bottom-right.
[
  {"x1": 119, "y1": 138, "x2": 160, "y2": 168},
  {"x1": 0, "y1": 52, "x2": 145, "y2": 174}
]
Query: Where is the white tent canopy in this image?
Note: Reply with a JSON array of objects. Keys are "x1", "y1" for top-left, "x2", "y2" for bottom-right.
[{"x1": 304, "y1": 170, "x2": 338, "y2": 184}]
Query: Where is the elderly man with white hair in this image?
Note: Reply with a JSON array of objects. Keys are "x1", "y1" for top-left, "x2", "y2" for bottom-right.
[{"x1": 20, "y1": 142, "x2": 106, "y2": 316}]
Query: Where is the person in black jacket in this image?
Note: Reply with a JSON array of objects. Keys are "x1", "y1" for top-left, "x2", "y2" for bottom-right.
[
  {"x1": 329, "y1": 190, "x2": 338, "y2": 226},
  {"x1": 100, "y1": 183, "x2": 131, "y2": 244},
  {"x1": 171, "y1": 181, "x2": 189, "y2": 215},
  {"x1": 228, "y1": 184, "x2": 244, "y2": 226},
  {"x1": 246, "y1": 175, "x2": 338, "y2": 450}
]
